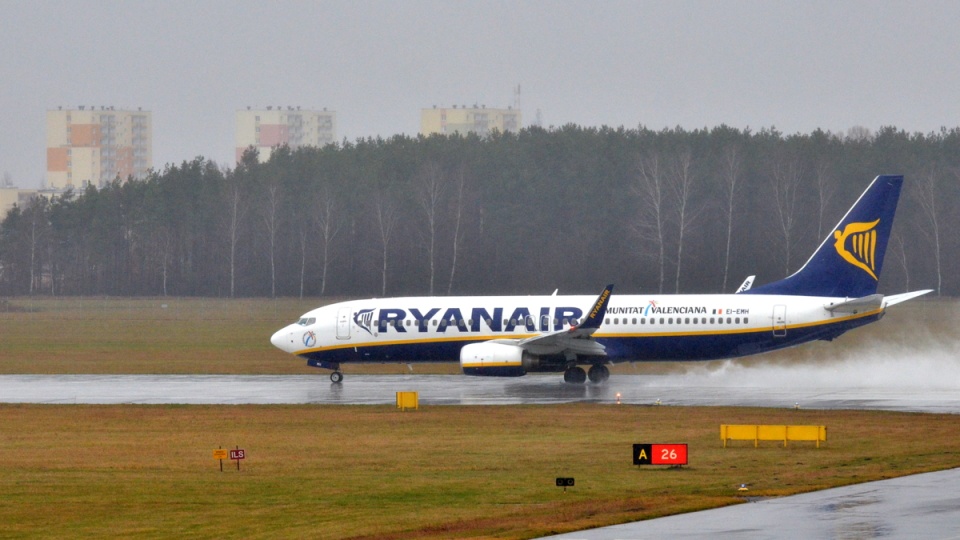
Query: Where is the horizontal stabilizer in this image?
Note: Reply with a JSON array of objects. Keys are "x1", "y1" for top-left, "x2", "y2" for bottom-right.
[
  {"x1": 825, "y1": 294, "x2": 884, "y2": 313},
  {"x1": 884, "y1": 289, "x2": 934, "y2": 307}
]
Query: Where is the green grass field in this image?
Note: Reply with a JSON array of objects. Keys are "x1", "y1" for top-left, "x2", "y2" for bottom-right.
[{"x1": 1, "y1": 296, "x2": 958, "y2": 538}]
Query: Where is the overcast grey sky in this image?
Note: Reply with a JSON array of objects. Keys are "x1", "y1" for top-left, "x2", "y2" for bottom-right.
[{"x1": 2, "y1": 1, "x2": 959, "y2": 188}]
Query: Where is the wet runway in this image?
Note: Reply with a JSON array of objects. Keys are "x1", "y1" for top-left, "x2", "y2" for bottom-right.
[
  {"x1": 540, "y1": 467, "x2": 960, "y2": 540},
  {"x1": 2, "y1": 372, "x2": 960, "y2": 412}
]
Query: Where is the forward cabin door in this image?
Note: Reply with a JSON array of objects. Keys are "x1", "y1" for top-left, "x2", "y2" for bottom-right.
[
  {"x1": 336, "y1": 307, "x2": 352, "y2": 340},
  {"x1": 773, "y1": 305, "x2": 787, "y2": 337}
]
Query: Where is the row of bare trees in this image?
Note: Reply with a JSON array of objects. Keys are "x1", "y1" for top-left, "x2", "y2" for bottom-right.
[{"x1": 1, "y1": 125, "x2": 958, "y2": 298}]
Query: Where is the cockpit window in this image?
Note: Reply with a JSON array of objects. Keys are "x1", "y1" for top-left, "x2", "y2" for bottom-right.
[{"x1": 297, "y1": 317, "x2": 316, "y2": 326}]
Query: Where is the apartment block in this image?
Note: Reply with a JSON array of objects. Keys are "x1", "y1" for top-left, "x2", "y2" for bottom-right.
[
  {"x1": 236, "y1": 107, "x2": 337, "y2": 163},
  {"x1": 46, "y1": 106, "x2": 153, "y2": 189},
  {"x1": 420, "y1": 105, "x2": 521, "y2": 137}
]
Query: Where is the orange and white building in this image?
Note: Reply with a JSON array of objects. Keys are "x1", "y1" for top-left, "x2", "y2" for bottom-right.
[
  {"x1": 46, "y1": 106, "x2": 153, "y2": 190},
  {"x1": 235, "y1": 107, "x2": 337, "y2": 163}
]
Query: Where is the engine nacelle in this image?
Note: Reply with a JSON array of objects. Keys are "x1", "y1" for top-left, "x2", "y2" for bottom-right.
[{"x1": 460, "y1": 342, "x2": 528, "y2": 377}]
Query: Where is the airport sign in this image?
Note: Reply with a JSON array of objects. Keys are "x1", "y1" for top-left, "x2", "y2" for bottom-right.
[{"x1": 633, "y1": 444, "x2": 688, "y2": 466}]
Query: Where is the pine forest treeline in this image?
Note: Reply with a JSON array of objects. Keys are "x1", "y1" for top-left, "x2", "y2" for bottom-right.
[{"x1": 1, "y1": 125, "x2": 958, "y2": 298}]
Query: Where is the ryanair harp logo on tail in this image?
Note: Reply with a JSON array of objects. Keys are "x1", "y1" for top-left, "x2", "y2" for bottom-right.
[{"x1": 833, "y1": 219, "x2": 880, "y2": 280}]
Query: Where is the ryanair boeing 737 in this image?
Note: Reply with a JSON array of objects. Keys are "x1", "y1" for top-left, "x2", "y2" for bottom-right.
[{"x1": 271, "y1": 175, "x2": 931, "y2": 383}]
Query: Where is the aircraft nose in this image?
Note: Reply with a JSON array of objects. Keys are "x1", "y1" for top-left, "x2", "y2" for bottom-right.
[{"x1": 270, "y1": 327, "x2": 293, "y2": 352}]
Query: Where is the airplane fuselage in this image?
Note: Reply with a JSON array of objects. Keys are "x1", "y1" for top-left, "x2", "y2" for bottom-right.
[{"x1": 270, "y1": 293, "x2": 882, "y2": 371}]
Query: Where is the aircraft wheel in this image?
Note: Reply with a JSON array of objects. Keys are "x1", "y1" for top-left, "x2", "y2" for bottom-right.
[
  {"x1": 588, "y1": 364, "x2": 610, "y2": 384},
  {"x1": 330, "y1": 371, "x2": 343, "y2": 383},
  {"x1": 563, "y1": 367, "x2": 587, "y2": 384}
]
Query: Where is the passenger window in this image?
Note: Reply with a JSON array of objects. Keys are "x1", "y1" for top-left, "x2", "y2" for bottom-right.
[
  {"x1": 571, "y1": 318, "x2": 579, "y2": 326},
  {"x1": 605, "y1": 318, "x2": 610, "y2": 324},
  {"x1": 744, "y1": 317, "x2": 749, "y2": 324},
  {"x1": 685, "y1": 317, "x2": 690, "y2": 324},
  {"x1": 660, "y1": 318, "x2": 665, "y2": 324},
  {"x1": 668, "y1": 318, "x2": 673, "y2": 324},
  {"x1": 727, "y1": 317, "x2": 732, "y2": 324},
  {"x1": 510, "y1": 318, "x2": 517, "y2": 326},
  {"x1": 735, "y1": 317, "x2": 741, "y2": 324},
  {"x1": 614, "y1": 318, "x2": 619, "y2": 324},
  {"x1": 710, "y1": 317, "x2": 715, "y2": 324}
]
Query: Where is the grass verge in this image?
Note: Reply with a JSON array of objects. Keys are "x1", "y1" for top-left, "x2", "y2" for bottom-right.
[{"x1": 2, "y1": 404, "x2": 959, "y2": 539}]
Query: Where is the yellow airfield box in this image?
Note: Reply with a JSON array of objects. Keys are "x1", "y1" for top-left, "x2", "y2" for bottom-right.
[{"x1": 396, "y1": 391, "x2": 419, "y2": 411}]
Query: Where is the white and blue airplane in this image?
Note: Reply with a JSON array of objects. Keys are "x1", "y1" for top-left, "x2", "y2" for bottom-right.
[{"x1": 271, "y1": 175, "x2": 931, "y2": 383}]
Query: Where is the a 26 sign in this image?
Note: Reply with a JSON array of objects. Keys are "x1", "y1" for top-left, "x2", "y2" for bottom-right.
[{"x1": 633, "y1": 443, "x2": 687, "y2": 465}]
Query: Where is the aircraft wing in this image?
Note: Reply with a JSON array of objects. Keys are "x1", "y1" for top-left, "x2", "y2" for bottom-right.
[{"x1": 515, "y1": 284, "x2": 613, "y2": 357}]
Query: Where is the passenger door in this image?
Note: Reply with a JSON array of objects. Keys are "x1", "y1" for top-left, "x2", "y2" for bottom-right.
[
  {"x1": 336, "y1": 307, "x2": 352, "y2": 340},
  {"x1": 773, "y1": 305, "x2": 787, "y2": 337}
]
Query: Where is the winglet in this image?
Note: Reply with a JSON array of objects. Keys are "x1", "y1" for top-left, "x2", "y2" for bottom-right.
[{"x1": 575, "y1": 284, "x2": 613, "y2": 331}]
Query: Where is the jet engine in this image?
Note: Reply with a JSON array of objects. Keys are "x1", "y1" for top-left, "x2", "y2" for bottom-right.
[
  {"x1": 460, "y1": 342, "x2": 567, "y2": 377},
  {"x1": 460, "y1": 342, "x2": 529, "y2": 377}
]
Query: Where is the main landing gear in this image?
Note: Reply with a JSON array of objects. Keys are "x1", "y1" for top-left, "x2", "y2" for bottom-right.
[
  {"x1": 330, "y1": 371, "x2": 343, "y2": 383},
  {"x1": 563, "y1": 364, "x2": 610, "y2": 384}
]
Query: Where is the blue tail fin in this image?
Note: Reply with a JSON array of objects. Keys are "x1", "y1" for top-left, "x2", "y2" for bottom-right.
[{"x1": 745, "y1": 175, "x2": 903, "y2": 298}]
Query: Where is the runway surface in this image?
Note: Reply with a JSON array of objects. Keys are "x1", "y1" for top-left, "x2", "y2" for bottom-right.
[
  {"x1": 540, "y1": 467, "x2": 960, "y2": 540},
  {"x1": 2, "y1": 372, "x2": 960, "y2": 413}
]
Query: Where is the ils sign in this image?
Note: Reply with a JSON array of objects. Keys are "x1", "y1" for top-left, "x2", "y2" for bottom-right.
[{"x1": 633, "y1": 443, "x2": 688, "y2": 466}]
